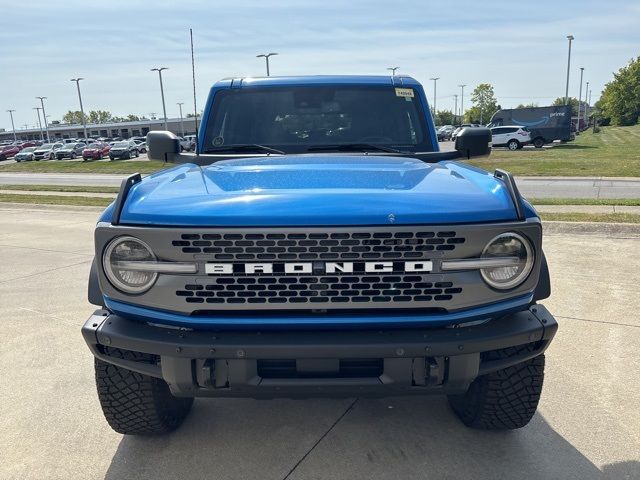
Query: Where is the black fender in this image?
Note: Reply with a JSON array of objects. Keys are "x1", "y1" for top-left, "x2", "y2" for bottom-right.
[
  {"x1": 88, "y1": 257, "x2": 105, "y2": 306},
  {"x1": 533, "y1": 251, "x2": 551, "y2": 301}
]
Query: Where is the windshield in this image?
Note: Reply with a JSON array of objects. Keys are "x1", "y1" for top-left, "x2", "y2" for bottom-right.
[
  {"x1": 40, "y1": 143, "x2": 53, "y2": 149},
  {"x1": 21, "y1": 147, "x2": 36, "y2": 152},
  {"x1": 203, "y1": 86, "x2": 434, "y2": 154},
  {"x1": 86, "y1": 143, "x2": 99, "y2": 149},
  {"x1": 113, "y1": 141, "x2": 129, "y2": 147}
]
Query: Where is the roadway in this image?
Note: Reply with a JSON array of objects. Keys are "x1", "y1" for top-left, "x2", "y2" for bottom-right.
[
  {"x1": 1, "y1": 172, "x2": 639, "y2": 199},
  {"x1": 1, "y1": 204, "x2": 639, "y2": 479}
]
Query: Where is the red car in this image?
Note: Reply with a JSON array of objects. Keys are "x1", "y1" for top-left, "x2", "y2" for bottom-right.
[
  {"x1": 0, "y1": 144, "x2": 22, "y2": 161},
  {"x1": 82, "y1": 142, "x2": 111, "y2": 160},
  {"x1": 17, "y1": 141, "x2": 37, "y2": 149}
]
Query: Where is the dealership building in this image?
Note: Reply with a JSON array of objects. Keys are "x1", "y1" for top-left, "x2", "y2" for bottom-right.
[{"x1": 0, "y1": 117, "x2": 198, "y2": 142}]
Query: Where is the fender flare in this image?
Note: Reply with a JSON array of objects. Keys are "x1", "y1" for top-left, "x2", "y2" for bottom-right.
[
  {"x1": 533, "y1": 251, "x2": 551, "y2": 301},
  {"x1": 88, "y1": 257, "x2": 104, "y2": 307}
]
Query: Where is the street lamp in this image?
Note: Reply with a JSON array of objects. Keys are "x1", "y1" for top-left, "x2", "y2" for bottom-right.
[
  {"x1": 453, "y1": 94, "x2": 458, "y2": 125},
  {"x1": 151, "y1": 67, "x2": 169, "y2": 130},
  {"x1": 177, "y1": 102, "x2": 185, "y2": 137},
  {"x1": 6, "y1": 110, "x2": 17, "y2": 141},
  {"x1": 429, "y1": 77, "x2": 440, "y2": 118},
  {"x1": 33, "y1": 107, "x2": 44, "y2": 141},
  {"x1": 564, "y1": 35, "x2": 574, "y2": 105},
  {"x1": 70, "y1": 78, "x2": 88, "y2": 139},
  {"x1": 36, "y1": 97, "x2": 50, "y2": 142},
  {"x1": 458, "y1": 84, "x2": 466, "y2": 122},
  {"x1": 577, "y1": 67, "x2": 584, "y2": 132},
  {"x1": 256, "y1": 53, "x2": 278, "y2": 76},
  {"x1": 387, "y1": 67, "x2": 400, "y2": 75}
]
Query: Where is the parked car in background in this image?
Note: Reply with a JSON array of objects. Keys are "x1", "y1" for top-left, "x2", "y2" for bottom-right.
[
  {"x1": 451, "y1": 124, "x2": 479, "y2": 141},
  {"x1": 437, "y1": 125, "x2": 455, "y2": 141},
  {"x1": 82, "y1": 142, "x2": 110, "y2": 160},
  {"x1": 489, "y1": 106, "x2": 572, "y2": 148},
  {"x1": 14, "y1": 146, "x2": 37, "y2": 162},
  {"x1": 490, "y1": 126, "x2": 531, "y2": 150},
  {"x1": 133, "y1": 140, "x2": 147, "y2": 153},
  {"x1": 16, "y1": 141, "x2": 37, "y2": 149},
  {"x1": 109, "y1": 140, "x2": 139, "y2": 160},
  {"x1": 0, "y1": 144, "x2": 22, "y2": 160},
  {"x1": 184, "y1": 134, "x2": 197, "y2": 151},
  {"x1": 177, "y1": 137, "x2": 193, "y2": 151},
  {"x1": 33, "y1": 142, "x2": 64, "y2": 160},
  {"x1": 56, "y1": 142, "x2": 86, "y2": 160}
]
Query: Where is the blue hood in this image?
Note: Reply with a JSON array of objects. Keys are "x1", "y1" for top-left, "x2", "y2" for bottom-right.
[{"x1": 112, "y1": 155, "x2": 519, "y2": 226}]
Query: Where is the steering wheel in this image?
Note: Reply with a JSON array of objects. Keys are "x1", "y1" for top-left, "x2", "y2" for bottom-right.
[{"x1": 356, "y1": 136, "x2": 394, "y2": 143}]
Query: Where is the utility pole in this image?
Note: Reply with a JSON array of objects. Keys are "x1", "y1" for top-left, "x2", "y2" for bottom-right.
[
  {"x1": 584, "y1": 81, "x2": 590, "y2": 125},
  {"x1": 429, "y1": 77, "x2": 440, "y2": 118},
  {"x1": 453, "y1": 95, "x2": 458, "y2": 125},
  {"x1": 387, "y1": 67, "x2": 400, "y2": 75},
  {"x1": 564, "y1": 35, "x2": 574, "y2": 105},
  {"x1": 151, "y1": 67, "x2": 169, "y2": 129},
  {"x1": 70, "y1": 78, "x2": 88, "y2": 139},
  {"x1": 36, "y1": 97, "x2": 50, "y2": 142},
  {"x1": 7, "y1": 110, "x2": 17, "y2": 141},
  {"x1": 33, "y1": 107, "x2": 44, "y2": 141},
  {"x1": 177, "y1": 102, "x2": 185, "y2": 137},
  {"x1": 256, "y1": 53, "x2": 278, "y2": 76},
  {"x1": 576, "y1": 67, "x2": 584, "y2": 133},
  {"x1": 458, "y1": 85, "x2": 466, "y2": 123}
]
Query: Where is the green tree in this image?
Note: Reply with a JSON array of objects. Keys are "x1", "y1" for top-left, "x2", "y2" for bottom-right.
[
  {"x1": 516, "y1": 102, "x2": 538, "y2": 108},
  {"x1": 126, "y1": 114, "x2": 140, "y2": 122},
  {"x1": 465, "y1": 83, "x2": 499, "y2": 124},
  {"x1": 552, "y1": 96, "x2": 590, "y2": 117},
  {"x1": 434, "y1": 110, "x2": 455, "y2": 126},
  {"x1": 88, "y1": 110, "x2": 112, "y2": 123},
  {"x1": 598, "y1": 56, "x2": 640, "y2": 125},
  {"x1": 62, "y1": 110, "x2": 86, "y2": 124}
]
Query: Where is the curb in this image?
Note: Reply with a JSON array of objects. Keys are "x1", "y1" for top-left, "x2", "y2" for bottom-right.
[{"x1": 542, "y1": 220, "x2": 640, "y2": 237}]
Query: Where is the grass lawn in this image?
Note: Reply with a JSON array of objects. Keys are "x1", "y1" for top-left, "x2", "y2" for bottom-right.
[
  {"x1": 540, "y1": 212, "x2": 640, "y2": 223},
  {"x1": 0, "y1": 184, "x2": 119, "y2": 193},
  {"x1": 0, "y1": 193, "x2": 112, "y2": 207},
  {"x1": 0, "y1": 159, "x2": 166, "y2": 174},
  {"x1": 468, "y1": 125, "x2": 640, "y2": 177}
]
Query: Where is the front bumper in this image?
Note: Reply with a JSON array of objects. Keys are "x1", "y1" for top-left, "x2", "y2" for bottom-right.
[{"x1": 82, "y1": 304, "x2": 557, "y2": 398}]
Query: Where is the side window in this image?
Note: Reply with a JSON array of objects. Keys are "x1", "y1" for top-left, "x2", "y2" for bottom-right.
[
  {"x1": 492, "y1": 128, "x2": 504, "y2": 135},
  {"x1": 505, "y1": 127, "x2": 518, "y2": 134}
]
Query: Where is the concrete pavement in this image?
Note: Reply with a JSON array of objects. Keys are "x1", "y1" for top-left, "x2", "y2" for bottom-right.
[
  {"x1": 1, "y1": 204, "x2": 639, "y2": 479},
  {"x1": 1, "y1": 172, "x2": 640, "y2": 198}
]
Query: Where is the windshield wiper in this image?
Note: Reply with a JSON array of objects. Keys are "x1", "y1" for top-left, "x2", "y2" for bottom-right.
[
  {"x1": 306, "y1": 143, "x2": 403, "y2": 154},
  {"x1": 204, "y1": 144, "x2": 285, "y2": 155}
]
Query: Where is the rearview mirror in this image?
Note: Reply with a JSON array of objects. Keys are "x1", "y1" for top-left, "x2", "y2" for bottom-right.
[
  {"x1": 455, "y1": 127, "x2": 492, "y2": 159},
  {"x1": 147, "y1": 131, "x2": 180, "y2": 162}
]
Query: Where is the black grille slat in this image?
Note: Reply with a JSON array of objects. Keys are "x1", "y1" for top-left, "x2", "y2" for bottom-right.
[
  {"x1": 175, "y1": 229, "x2": 465, "y2": 259},
  {"x1": 178, "y1": 273, "x2": 462, "y2": 306}
]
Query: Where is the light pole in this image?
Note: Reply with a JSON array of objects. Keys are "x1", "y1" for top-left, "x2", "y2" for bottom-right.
[
  {"x1": 36, "y1": 97, "x2": 50, "y2": 142},
  {"x1": 564, "y1": 35, "x2": 574, "y2": 105},
  {"x1": 429, "y1": 77, "x2": 440, "y2": 118},
  {"x1": 576, "y1": 67, "x2": 584, "y2": 132},
  {"x1": 458, "y1": 84, "x2": 466, "y2": 123},
  {"x1": 70, "y1": 78, "x2": 88, "y2": 139},
  {"x1": 387, "y1": 66, "x2": 400, "y2": 75},
  {"x1": 177, "y1": 102, "x2": 185, "y2": 137},
  {"x1": 256, "y1": 53, "x2": 278, "y2": 76},
  {"x1": 33, "y1": 107, "x2": 44, "y2": 141},
  {"x1": 151, "y1": 67, "x2": 169, "y2": 129},
  {"x1": 7, "y1": 110, "x2": 17, "y2": 141},
  {"x1": 453, "y1": 94, "x2": 458, "y2": 125}
]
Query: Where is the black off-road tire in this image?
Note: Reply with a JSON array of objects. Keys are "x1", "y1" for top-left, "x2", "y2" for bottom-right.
[
  {"x1": 95, "y1": 349, "x2": 194, "y2": 435},
  {"x1": 533, "y1": 137, "x2": 545, "y2": 148},
  {"x1": 448, "y1": 345, "x2": 545, "y2": 430}
]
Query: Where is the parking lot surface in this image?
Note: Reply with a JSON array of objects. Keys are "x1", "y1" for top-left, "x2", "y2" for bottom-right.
[{"x1": 0, "y1": 205, "x2": 639, "y2": 480}]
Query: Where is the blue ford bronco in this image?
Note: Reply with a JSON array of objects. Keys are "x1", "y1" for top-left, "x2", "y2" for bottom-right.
[{"x1": 82, "y1": 75, "x2": 557, "y2": 435}]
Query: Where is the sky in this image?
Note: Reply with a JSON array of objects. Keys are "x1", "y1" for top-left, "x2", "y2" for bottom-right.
[{"x1": 0, "y1": 0, "x2": 638, "y2": 132}]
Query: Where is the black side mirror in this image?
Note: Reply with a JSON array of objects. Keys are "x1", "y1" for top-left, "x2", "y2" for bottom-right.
[
  {"x1": 147, "y1": 131, "x2": 180, "y2": 162},
  {"x1": 455, "y1": 127, "x2": 492, "y2": 159}
]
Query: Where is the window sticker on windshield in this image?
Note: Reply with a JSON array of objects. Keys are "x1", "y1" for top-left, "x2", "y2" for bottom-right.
[
  {"x1": 395, "y1": 88, "x2": 414, "y2": 98},
  {"x1": 212, "y1": 136, "x2": 224, "y2": 146}
]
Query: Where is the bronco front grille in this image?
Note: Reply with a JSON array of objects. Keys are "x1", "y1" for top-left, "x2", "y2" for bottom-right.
[
  {"x1": 171, "y1": 230, "x2": 466, "y2": 261},
  {"x1": 176, "y1": 274, "x2": 462, "y2": 306}
]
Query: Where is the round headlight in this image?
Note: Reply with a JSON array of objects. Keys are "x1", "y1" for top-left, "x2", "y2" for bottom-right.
[
  {"x1": 480, "y1": 233, "x2": 534, "y2": 290},
  {"x1": 103, "y1": 236, "x2": 157, "y2": 293}
]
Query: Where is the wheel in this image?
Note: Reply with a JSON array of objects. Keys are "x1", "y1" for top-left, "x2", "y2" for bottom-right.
[
  {"x1": 98, "y1": 153, "x2": 102, "y2": 160},
  {"x1": 533, "y1": 138, "x2": 545, "y2": 148},
  {"x1": 135, "y1": 149, "x2": 139, "y2": 157},
  {"x1": 49, "y1": 153, "x2": 54, "y2": 160},
  {"x1": 448, "y1": 345, "x2": 545, "y2": 430},
  {"x1": 180, "y1": 145, "x2": 185, "y2": 152},
  {"x1": 507, "y1": 139, "x2": 520, "y2": 151},
  {"x1": 95, "y1": 348, "x2": 194, "y2": 435},
  {"x1": 70, "y1": 152, "x2": 76, "y2": 159}
]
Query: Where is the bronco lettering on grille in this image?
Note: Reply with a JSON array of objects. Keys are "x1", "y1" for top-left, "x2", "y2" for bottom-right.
[{"x1": 205, "y1": 261, "x2": 433, "y2": 275}]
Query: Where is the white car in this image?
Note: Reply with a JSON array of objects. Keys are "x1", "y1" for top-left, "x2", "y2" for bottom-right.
[
  {"x1": 133, "y1": 140, "x2": 147, "y2": 153},
  {"x1": 490, "y1": 126, "x2": 531, "y2": 150}
]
